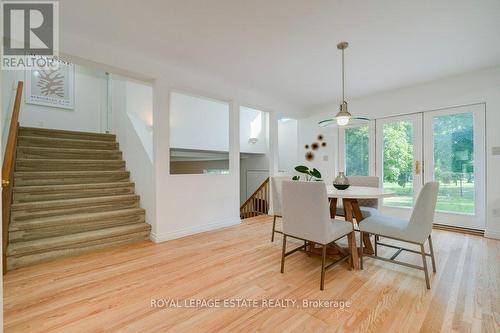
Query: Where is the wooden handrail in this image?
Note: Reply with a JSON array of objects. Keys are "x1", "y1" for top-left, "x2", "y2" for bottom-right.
[
  {"x1": 2, "y1": 81, "x2": 23, "y2": 274},
  {"x1": 240, "y1": 177, "x2": 270, "y2": 219},
  {"x1": 240, "y1": 177, "x2": 269, "y2": 210}
]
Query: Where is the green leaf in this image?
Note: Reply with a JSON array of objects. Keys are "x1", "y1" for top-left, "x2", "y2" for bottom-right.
[
  {"x1": 294, "y1": 165, "x2": 309, "y2": 174},
  {"x1": 292, "y1": 175, "x2": 300, "y2": 181},
  {"x1": 310, "y1": 168, "x2": 322, "y2": 179}
]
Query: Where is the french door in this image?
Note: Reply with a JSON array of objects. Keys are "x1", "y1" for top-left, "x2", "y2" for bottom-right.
[
  {"x1": 376, "y1": 114, "x2": 423, "y2": 219},
  {"x1": 422, "y1": 104, "x2": 485, "y2": 230},
  {"x1": 376, "y1": 104, "x2": 486, "y2": 230}
]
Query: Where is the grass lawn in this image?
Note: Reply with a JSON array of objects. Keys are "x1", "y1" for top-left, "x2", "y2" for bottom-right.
[{"x1": 383, "y1": 181, "x2": 475, "y2": 214}]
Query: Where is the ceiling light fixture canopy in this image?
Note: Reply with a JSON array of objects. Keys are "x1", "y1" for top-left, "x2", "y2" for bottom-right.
[{"x1": 319, "y1": 41, "x2": 369, "y2": 127}]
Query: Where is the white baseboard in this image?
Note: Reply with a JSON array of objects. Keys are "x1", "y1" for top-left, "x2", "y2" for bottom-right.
[
  {"x1": 484, "y1": 230, "x2": 500, "y2": 240},
  {"x1": 150, "y1": 218, "x2": 240, "y2": 243}
]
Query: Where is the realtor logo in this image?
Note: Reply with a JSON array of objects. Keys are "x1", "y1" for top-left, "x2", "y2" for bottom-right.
[{"x1": 2, "y1": 1, "x2": 59, "y2": 69}]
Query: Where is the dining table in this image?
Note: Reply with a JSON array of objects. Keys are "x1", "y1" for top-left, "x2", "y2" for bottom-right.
[{"x1": 325, "y1": 185, "x2": 396, "y2": 270}]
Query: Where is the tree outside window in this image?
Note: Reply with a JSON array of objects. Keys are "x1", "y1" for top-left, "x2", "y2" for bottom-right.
[{"x1": 345, "y1": 125, "x2": 369, "y2": 176}]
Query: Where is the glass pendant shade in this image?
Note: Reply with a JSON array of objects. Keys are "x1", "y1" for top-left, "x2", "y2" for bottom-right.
[
  {"x1": 336, "y1": 116, "x2": 350, "y2": 126},
  {"x1": 336, "y1": 101, "x2": 351, "y2": 126},
  {"x1": 318, "y1": 101, "x2": 369, "y2": 127}
]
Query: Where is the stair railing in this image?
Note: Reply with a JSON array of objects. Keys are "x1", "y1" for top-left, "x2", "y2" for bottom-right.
[
  {"x1": 2, "y1": 81, "x2": 23, "y2": 274},
  {"x1": 240, "y1": 177, "x2": 270, "y2": 219}
]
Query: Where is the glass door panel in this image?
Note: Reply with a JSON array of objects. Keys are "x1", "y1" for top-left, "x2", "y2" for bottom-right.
[
  {"x1": 432, "y1": 112, "x2": 474, "y2": 214},
  {"x1": 376, "y1": 114, "x2": 422, "y2": 218},
  {"x1": 345, "y1": 126, "x2": 369, "y2": 176},
  {"x1": 382, "y1": 121, "x2": 414, "y2": 208},
  {"x1": 423, "y1": 104, "x2": 485, "y2": 229},
  {"x1": 338, "y1": 121, "x2": 375, "y2": 177}
]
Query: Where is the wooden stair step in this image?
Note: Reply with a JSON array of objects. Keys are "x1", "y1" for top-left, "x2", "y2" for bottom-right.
[
  {"x1": 7, "y1": 223, "x2": 151, "y2": 256},
  {"x1": 16, "y1": 158, "x2": 126, "y2": 172},
  {"x1": 14, "y1": 170, "x2": 130, "y2": 186},
  {"x1": 17, "y1": 146, "x2": 122, "y2": 160},
  {"x1": 18, "y1": 136, "x2": 119, "y2": 150},
  {"x1": 6, "y1": 223, "x2": 151, "y2": 270},
  {"x1": 240, "y1": 211, "x2": 266, "y2": 218},
  {"x1": 19, "y1": 126, "x2": 116, "y2": 142},
  {"x1": 13, "y1": 182, "x2": 135, "y2": 203},
  {"x1": 11, "y1": 194, "x2": 140, "y2": 222},
  {"x1": 9, "y1": 208, "x2": 146, "y2": 242}
]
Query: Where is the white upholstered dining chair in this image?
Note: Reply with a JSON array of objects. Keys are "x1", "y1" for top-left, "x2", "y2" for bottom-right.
[
  {"x1": 281, "y1": 181, "x2": 355, "y2": 290},
  {"x1": 336, "y1": 176, "x2": 380, "y2": 218},
  {"x1": 359, "y1": 182, "x2": 439, "y2": 289},
  {"x1": 269, "y1": 176, "x2": 288, "y2": 242}
]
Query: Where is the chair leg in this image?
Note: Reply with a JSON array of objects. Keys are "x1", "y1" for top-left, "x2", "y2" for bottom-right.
[
  {"x1": 428, "y1": 235, "x2": 437, "y2": 273},
  {"x1": 420, "y1": 244, "x2": 431, "y2": 289},
  {"x1": 280, "y1": 235, "x2": 287, "y2": 273},
  {"x1": 374, "y1": 235, "x2": 379, "y2": 256},
  {"x1": 359, "y1": 231, "x2": 364, "y2": 270},
  {"x1": 271, "y1": 215, "x2": 277, "y2": 242},
  {"x1": 320, "y1": 244, "x2": 327, "y2": 290}
]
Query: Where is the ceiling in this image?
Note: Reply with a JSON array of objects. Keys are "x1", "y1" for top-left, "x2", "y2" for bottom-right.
[{"x1": 59, "y1": 0, "x2": 500, "y2": 111}]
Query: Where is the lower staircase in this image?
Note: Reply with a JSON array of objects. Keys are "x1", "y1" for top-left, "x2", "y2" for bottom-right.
[
  {"x1": 6, "y1": 126, "x2": 151, "y2": 271},
  {"x1": 240, "y1": 177, "x2": 269, "y2": 219}
]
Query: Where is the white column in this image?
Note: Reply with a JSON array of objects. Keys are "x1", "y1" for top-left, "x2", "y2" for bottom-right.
[
  {"x1": 229, "y1": 99, "x2": 241, "y2": 218},
  {"x1": 268, "y1": 111, "x2": 279, "y2": 176},
  {"x1": 151, "y1": 77, "x2": 170, "y2": 239}
]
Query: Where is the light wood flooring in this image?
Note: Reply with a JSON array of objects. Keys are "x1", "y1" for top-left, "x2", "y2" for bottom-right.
[{"x1": 3, "y1": 215, "x2": 499, "y2": 332}]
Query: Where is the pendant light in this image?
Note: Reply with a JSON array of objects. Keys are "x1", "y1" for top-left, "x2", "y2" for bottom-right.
[{"x1": 319, "y1": 41, "x2": 369, "y2": 127}]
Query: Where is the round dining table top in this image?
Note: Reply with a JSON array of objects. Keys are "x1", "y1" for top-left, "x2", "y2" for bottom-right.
[{"x1": 326, "y1": 185, "x2": 396, "y2": 199}]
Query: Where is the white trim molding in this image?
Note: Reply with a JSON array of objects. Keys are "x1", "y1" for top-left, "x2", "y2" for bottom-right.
[
  {"x1": 484, "y1": 230, "x2": 500, "y2": 240},
  {"x1": 150, "y1": 218, "x2": 241, "y2": 243}
]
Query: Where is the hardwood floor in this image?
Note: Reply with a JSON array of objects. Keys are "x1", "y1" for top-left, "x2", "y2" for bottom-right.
[{"x1": 3, "y1": 215, "x2": 499, "y2": 332}]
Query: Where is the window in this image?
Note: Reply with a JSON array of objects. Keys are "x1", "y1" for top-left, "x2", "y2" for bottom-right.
[{"x1": 344, "y1": 125, "x2": 370, "y2": 176}]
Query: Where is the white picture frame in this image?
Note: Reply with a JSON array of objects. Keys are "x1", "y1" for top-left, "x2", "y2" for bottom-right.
[{"x1": 25, "y1": 61, "x2": 75, "y2": 109}]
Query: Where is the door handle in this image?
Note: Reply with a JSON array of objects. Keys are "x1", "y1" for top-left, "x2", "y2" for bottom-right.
[{"x1": 415, "y1": 160, "x2": 421, "y2": 175}]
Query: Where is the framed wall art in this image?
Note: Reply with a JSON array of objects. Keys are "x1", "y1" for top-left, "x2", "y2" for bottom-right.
[{"x1": 25, "y1": 60, "x2": 75, "y2": 109}]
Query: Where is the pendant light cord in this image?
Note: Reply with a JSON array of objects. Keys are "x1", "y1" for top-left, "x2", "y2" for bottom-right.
[{"x1": 341, "y1": 47, "x2": 345, "y2": 102}]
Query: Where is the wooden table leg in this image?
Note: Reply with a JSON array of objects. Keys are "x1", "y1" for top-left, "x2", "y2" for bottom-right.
[
  {"x1": 342, "y1": 199, "x2": 359, "y2": 270},
  {"x1": 351, "y1": 200, "x2": 375, "y2": 254},
  {"x1": 329, "y1": 198, "x2": 337, "y2": 218}
]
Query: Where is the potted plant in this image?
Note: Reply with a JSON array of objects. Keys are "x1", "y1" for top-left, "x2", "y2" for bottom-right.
[{"x1": 292, "y1": 165, "x2": 322, "y2": 181}]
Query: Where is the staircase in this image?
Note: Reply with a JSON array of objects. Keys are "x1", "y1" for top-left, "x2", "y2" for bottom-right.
[
  {"x1": 240, "y1": 177, "x2": 269, "y2": 219},
  {"x1": 6, "y1": 127, "x2": 151, "y2": 271}
]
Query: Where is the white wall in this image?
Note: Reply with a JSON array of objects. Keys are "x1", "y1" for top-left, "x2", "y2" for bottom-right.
[
  {"x1": 170, "y1": 91, "x2": 229, "y2": 152},
  {"x1": 297, "y1": 114, "x2": 338, "y2": 184},
  {"x1": 239, "y1": 107, "x2": 270, "y2": 203},
  {"x1": 1, "y1": 65, "x2": 107, "y2": 133},
  {"x1": 57, "y1": 31, "x2": 299, "y2": 244},
  {"x1": 240, "y1": 107, "x2": 268, "y2": 154},
  {"x1": 155, "y1": 81, "x2": 240, "y2": 241},
  {"x1": 124, "y1": 80, "x2": 153, "y2": 161},
  {"x1": 124, "y1": 80, "x2": 154, "y2": 127},
  {"x1": 300, "y1": 66, "x2": 500, "y2": 238},
  {"x1": 111, "y1": 75, "x2": 155, "y2": 226},
  {"x1": 278, "y1": 118, "x2": 298, "y2": 174}
]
